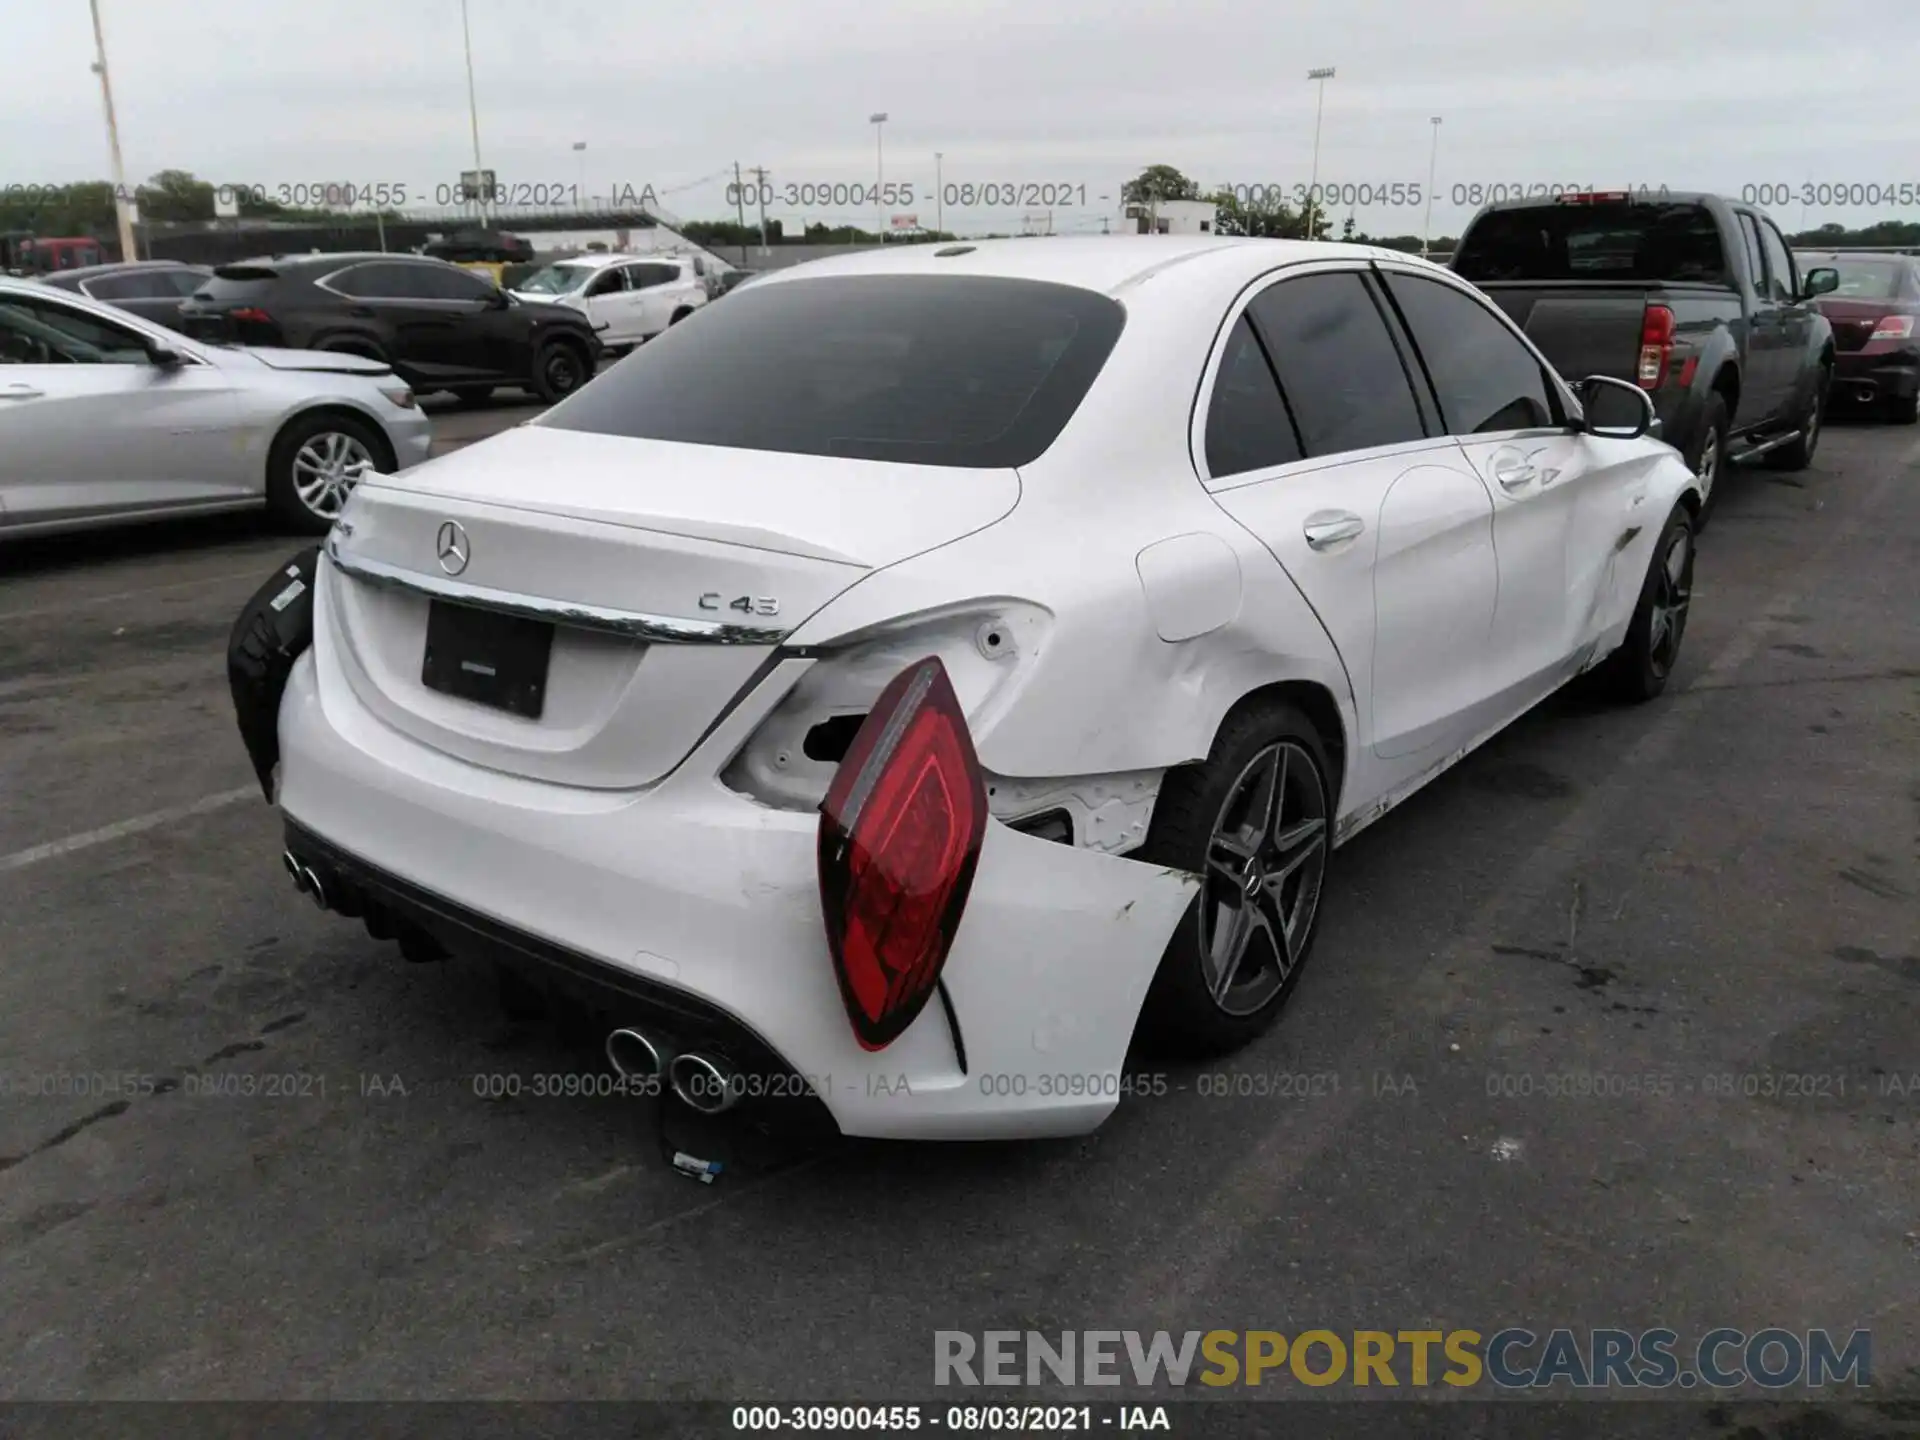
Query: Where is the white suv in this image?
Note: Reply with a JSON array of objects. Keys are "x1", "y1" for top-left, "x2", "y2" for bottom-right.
[{"x1": 509, "y1": 252, "x2": 709, "y2": 348}]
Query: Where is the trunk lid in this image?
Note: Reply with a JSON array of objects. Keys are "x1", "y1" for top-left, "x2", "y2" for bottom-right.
[
  {"x1": 1815, "y1": 297, "x2": 1910, "y2": 353},
  {"x1": 320, "y1": 428, "x2": 1020, "y2": 789}
]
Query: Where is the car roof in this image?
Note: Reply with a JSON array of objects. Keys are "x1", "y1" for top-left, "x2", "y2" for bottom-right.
[
  {"x1": 43, "y1": 259, "x2": 204, "y2": 282},
  {"x1": 744, "y1": 235, "x2": 1423, "y2": 298}
]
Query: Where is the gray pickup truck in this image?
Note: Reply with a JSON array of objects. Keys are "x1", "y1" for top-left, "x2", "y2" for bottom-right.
[{"x1": 1451, "y1": 191, "x2": 1838, "y2": 521}]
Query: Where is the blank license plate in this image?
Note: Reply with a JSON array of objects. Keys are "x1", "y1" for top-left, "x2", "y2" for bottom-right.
[{"x1": 421, "y1": 600, "x2": 553, "y2": 719}]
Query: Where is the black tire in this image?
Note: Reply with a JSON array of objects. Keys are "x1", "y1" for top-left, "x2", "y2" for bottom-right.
[
  {"x1": 1682, "y1": 393, "x2": 1729, "y2": 533},
  {"x1": 1133, "y1": 701, "x2": 1334, "y2": 1058},
  {"x1": 1764, "y1": 367, "x2": 1827, "y2": 470},
  {"x1": 1594, "y1": 504, "x2": 1695, "y2": 704},
  {"x1": 1884, "y1": 390, "x2": 1919, "y2": 425},
  {"x1": 531, "y1": 338, "x2": 590, "y2": 403},
  {"x1": 265, "y1": 411, "x2": 392, "y2": 535},
  {"x1": 450, "y1": 385, "x2": 494, "y2": 407},
  {"x1": 669, "y1": 307, "x2": 692, "y2": 327}
]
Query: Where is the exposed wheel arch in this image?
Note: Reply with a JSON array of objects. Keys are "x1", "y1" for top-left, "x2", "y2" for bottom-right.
[
  {"x1": 266, "y1": 405, "x2": 397, "y2": 492},
  {"x1": 1210, "y1": 680, "x2": 1349, "y2": 814}
]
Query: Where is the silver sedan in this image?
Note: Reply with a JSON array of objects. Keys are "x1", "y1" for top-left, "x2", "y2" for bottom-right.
[{"x1": 0, "y1": 275, "x2": 432, "y2": 538}]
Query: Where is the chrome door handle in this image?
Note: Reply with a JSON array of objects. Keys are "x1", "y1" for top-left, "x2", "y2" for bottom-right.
[
  {"x1": 1303, "y1": 513, "x2": 1365, "y2": 549},
  {"x1": 0, "y1": 385, "x2": 44, "y2": 401},
  {"x1": 1492, "y1": 456, "x2": 1538, "y2": 490}
]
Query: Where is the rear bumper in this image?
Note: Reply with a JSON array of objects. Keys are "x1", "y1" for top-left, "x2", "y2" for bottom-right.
[
  {"x1": 274, "y1": 628, "x2": 1201, "y2": 1140},
  {"x1": 1830, "y1": 349, "x2": 1919, "y2": 405}
]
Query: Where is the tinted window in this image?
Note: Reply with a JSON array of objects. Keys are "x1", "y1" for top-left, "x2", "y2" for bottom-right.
[
  {"x1": 1384, "y1": 273, "x2": 1555, "y2": 433},
  {"x1": 0, "y1": 297, "x2": 152, "y2": 364},
  {"x1": 421, "y1": 264, "x2": 497, "y2": 301},
  {"x1": 1453, "y1": 203, "x2": 1727, "y2": 284},
  {"x1": 326, "y1": 263, "x2": 439, "y2": 299},
  {"x1": 1247, "y1": 272, "x2": 1427, "y2": 458},
  {"x1": 541, "y1": 274, "x2": 1125, "y2": 468},
  {"x1": 1758, "y1": 222, "x2": 1797, "y2": 303},
  {"x1": 193, "y1": 270, "x2": 277, "y2": 303},
  {"x1": 583, "y1": 268, "x2": 626, "y2": 297},
  {"x1": 1736, "y1": 216, "x2": 1768, "y2": 292},
  {"x1": 629, "y1": 263, "x2": 678, "y2": 289},
  {"x1": 1205, "y1": 315, "x2": 1302, "y2": 477},
  {"x1": 167, "y1": 269, "x2": 211, "y2": 296},
  {"x1": 82, "y1": 273, "x2": 143, "y2": 300}
]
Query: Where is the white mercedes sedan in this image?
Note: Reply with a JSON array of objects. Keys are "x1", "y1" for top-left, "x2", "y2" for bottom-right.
[
  {"x1": 0, "y1": 275, "x2": 431, "y2": 539},
  {"x1": 242, "y1": 237, "x2": 1701, "y2": 1140}
]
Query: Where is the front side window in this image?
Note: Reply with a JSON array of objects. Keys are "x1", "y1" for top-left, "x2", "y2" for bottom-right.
[
  {"x1": 584, "y1": 268, "x2": 627, "y2": 297},
  {"x1": 1383, "y1": 272, "x2": 1556, "y2": 434},
  {"x1": 1246, "y1": 272, "x2": 1427, "y2": 458},
  {"x1": 1737, "y1": 215, "x2": 1769, "y2": 294},
  {"x1": 421, "y1": 265, "x2": 497, "y2": 301},
  {"x1": 0, "y1": 297, "x2": 153, "y2": 364},
  {"x1": 1759, "y1": 221, "x2": 1797, "y2": 303},
  {"x1": 540, "y1": 273, "x2": 1125, "y2": 468}
]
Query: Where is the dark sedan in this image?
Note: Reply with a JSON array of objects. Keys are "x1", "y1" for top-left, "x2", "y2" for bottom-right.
[
  {"x1": 35, "y1": 260, "x2": 211, "y2": 332},
  {"x1": 178, "y1": 252, "x2": 601, "y2": 404},
  {"x1": 1797, "y1": 250, "x2": 1920, "y2": 422}
]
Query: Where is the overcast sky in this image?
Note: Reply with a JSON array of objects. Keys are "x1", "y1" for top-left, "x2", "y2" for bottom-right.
[{"x1": 8, "y1": 0, "x2": 1918, "y2": 238}]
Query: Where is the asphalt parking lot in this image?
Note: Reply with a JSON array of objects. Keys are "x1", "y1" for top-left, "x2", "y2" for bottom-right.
[{"x1": 0, "y1": 410, "x2": 1915, "y2": 1428}]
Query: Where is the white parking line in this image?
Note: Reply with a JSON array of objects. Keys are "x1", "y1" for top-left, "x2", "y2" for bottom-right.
[{"x1": 0, "y1": 785, "x2": 258, "y2": 876}]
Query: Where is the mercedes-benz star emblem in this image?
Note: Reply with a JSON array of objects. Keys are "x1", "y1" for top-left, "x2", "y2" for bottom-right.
[{"x1": 435, "y1": 520, "x2": 470, "y2": 576}]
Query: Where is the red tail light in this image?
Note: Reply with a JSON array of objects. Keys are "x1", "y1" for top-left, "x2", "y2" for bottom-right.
[
  {"x1": 229, "y1": 307, "x2": 272, "y2": 324},
  {"x1": 817, "y1": 656, "x2": 987, "y2": 1051},
  {"x1": 1638, "y1": 305, "x2": 1675, "y2": 390},
  {"x1": 1871, "y1": 315, "x2": 1915, "y2": 341}
]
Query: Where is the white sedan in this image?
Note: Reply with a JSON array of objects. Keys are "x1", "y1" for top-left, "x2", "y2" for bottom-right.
[
  {"x1": 0, "y1": 276, "x2": 431, "y2": 538},
  {"x1": 248, "y1": 237, "x2": 1700, "y2": 1140}
]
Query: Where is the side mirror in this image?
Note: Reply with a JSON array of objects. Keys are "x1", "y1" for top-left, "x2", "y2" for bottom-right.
[
  {"x1": 1577, "y1": 374, "x2": 1655, "y2": 439},
  {"x1": 1802, "y1": 267, "x2": 1839, "y2": 299},
  {"x1": 147, "y1": 342, "x2": 183, "y2": 368}
]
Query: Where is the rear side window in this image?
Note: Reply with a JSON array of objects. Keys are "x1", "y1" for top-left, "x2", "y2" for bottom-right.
[
  {"x1": 540, "y1": 274, "x2": 1125, "y2": 468},
  {"x1": 194, "y1": 268, "x2": 279, "y2": 303},
  {"x1": 326, "y1": 263, "x2": 439, "y2": 299},
  {"x1": 1247, "y1": 272, "x2": 1427, "y2": 458},
  {"x1": 1453, "y1": 203, "x2": 1727, "y2": 284},
  {"x1": 1204, "y1": 315, "x2": 1303, "y2": 478},
  {"x1": 1382, "y1": 272, "x2": 1556, "y2": 433}
]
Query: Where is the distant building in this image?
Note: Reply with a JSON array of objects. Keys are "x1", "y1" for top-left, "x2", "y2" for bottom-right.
[{"x1": 1121, "y1": 199, "x2": 1218, "y2": 235}]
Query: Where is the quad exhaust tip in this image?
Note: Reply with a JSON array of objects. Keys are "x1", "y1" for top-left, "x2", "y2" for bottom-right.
[
  {"x1": 281, "y1": 851, "x2": 328, "y2": 910},
  {"x1": 606, "y1": 1028, "x2": 667, "y2": 1082},
  {"x1": 668, "y1": 1052, "x2": 740, "y2": 1114}
]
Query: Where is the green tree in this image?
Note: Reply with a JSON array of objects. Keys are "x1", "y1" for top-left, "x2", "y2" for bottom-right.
[
  {"x1": 135, "y1": 169, "x2": 216, "y2": 223},
  {"x1": 1121, "y1": 165, "x2": 1200, "y2": 206},
  {"x1": 1205, "y1": 186, "x2": 1326, "y2": 240}
]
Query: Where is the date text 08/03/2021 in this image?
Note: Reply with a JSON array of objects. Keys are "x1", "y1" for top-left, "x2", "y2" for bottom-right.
[{"x1": 729, "y1": 1405, "x2": 1170, "y2": 1432}]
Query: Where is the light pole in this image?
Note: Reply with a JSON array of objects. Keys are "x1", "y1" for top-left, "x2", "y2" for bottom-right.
[
  {"x1": 1305, "y1": 66, "x2": 1335, "y2": 241},
  {"x1": 870, "y1": 112, "x2": 888, "y2": 242},
  {"x1": 573, "y1": 141, "x2": 587, "y2": 208},
  {"x1": 935, "y1": 151, "x2": 943, "y2": 237},
  {"x1": 461, "y1": 0, "x2": 485, "y2": 216},
  {"x1": 1421, "y1": 117, "x2": 1441, "y2": 258},
  {"x1": 87, "y1": 0, "x2": 136, "y2": 264}
]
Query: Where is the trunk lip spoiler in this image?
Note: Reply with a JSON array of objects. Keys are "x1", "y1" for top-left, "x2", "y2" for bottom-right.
[{"x1": 322, "y1": 530, "x2": 790, "y2": 645}]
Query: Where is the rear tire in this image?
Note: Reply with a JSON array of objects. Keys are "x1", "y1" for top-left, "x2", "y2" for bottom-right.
[
  {"x1": 1595, "y1": 504, "x2": 1695, "y2": 704},
  {"x1": 265, "y1": 411, "x2": 391, "y2": 535},
  {"x1": 531, "y1": 339, "x2": 589, "y2": 404},
  {"x1": 1133, "y1": 701, "x2": 1334, "y2": 1058},
  {"x1": 669, "y1": 307, "x2": 692, "y2": 327},
  {"x1": 1683, "y1": 393, "x2": 1728, "y2": 533},
  {"x1": 1764, "y1": 367, "x2": 1827, "y2": 470}
]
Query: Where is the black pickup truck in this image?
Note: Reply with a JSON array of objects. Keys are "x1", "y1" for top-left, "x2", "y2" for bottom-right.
[{"x1": 1451, "y1": 192, "x2": 1838, "y2": 521}]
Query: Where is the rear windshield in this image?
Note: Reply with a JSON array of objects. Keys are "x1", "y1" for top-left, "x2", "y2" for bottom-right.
[
  {"x1": 1453, "y1": 203, "x2": 1728, "y2": 284},
  {"x1": 1821, "y1": 259, "x2": 1906, "y2": 300},
  {"x1": 195, "y1": 268, "x2": 278, "y2": 300},
  {"x1": 538, "y1": 274, "x2": 1126, "y2": 468}
]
